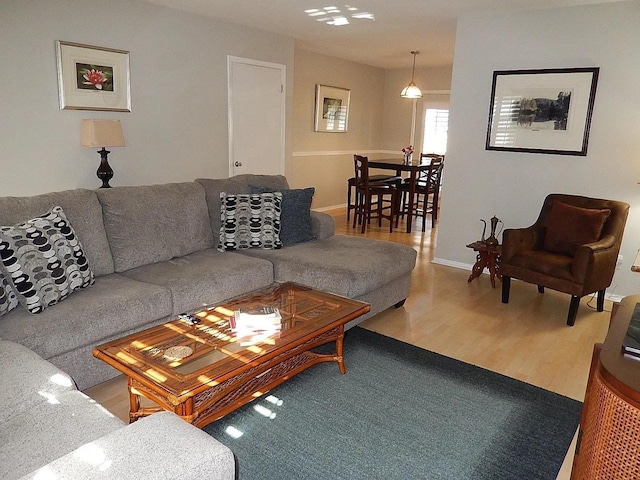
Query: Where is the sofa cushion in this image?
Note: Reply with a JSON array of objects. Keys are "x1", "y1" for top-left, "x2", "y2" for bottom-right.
[
  {"x1": 0, "y1": 390, "x2": 124, "y2": 480},
  {"x1": 0, "y1": 270, "x2": 19, "y2": 317},
  {"x1": 232, "y1": 174, "x2": 289, "y2": 191},
  {"x1": 96, "y1": 183, "x2": 214, "y2": 272},
  {"x1": 250, "y1": 186, "x2": 316, "y2": 245},
  {"x1": 0, "y1": 340, "x2": 77, "y2": 423},
  {"x1": 195, "y1": 178, "x2": 250, "y2": 238},
  {"x1": 0, "y1": 274, "x2": 172, "y2": 359},
  {"x1": 218, "y1": 192, "x2": 283, "y2": 251},
  {"x1": 507, "y1": 250, "x2": 575, "y2": 281},
  {"x1": 122, "y1": 248, "x2": 275, "y2": 314},
  {"x1": 544, "y1": 201, "x2": 611, "y2": 256},
  {"x1": 0, "y1": 206, "x2": 95, "y2": 314},
  {"x1": 22, "y1": 411, "x2": 236, "y2": 480},
  {"x1": 0, "y1": 189, "x2": 114, "y2": 276},
  {"x1": 240, "y1": 235, "x2": 417, "y2": 298}
]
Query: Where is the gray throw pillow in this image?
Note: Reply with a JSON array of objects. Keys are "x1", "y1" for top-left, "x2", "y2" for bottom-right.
[
  {"x1": 218, "y1": 192, "x2": 283, "y2": 251},
  {"x1": 249, "y1": 186, "x2": 315, "y2": 245},
  {"x1": 0, "y1": 206, "x2": 95, "y2": 314},
  {"x1": 0, "y1": 270, "x2": 19, "y2": 317}
]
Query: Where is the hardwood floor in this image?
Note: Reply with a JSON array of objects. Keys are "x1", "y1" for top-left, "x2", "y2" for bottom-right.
[{"x1": 87, "y1": 208, "x2": 610, "y2": 479}]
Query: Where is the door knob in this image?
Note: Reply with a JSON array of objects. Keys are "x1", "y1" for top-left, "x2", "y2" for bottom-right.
[{"x1": 234, "y1": 161, "x2": 243, "y2": 167}]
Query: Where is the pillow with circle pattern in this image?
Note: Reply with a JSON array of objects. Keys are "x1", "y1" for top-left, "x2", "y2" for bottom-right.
[
  {"x1": 218, "y1": 192, "x2": 283, "y2": 251},
  {"x1": 0, "y1": 206, "x2": 95, "y2": 314},
  {"x1": 0, "y1": 270, "x2": 19, "y2": 317}
]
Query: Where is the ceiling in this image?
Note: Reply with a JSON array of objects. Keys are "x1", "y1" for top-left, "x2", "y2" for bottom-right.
[{"x1": 141, "y1": 0, "x2": 623, "y2": 69}]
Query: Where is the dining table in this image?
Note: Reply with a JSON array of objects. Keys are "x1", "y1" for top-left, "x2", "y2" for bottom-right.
[{"x1": 368, "y1": 158, "x2": 433, "y2": 233}]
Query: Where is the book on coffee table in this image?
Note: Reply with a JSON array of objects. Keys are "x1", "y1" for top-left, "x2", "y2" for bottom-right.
[
  {"x1": 622, "y1": 302, "x2": 640, "y2": 357},
  {"x1": 230, "y1": 307, "x2": 282, "y2": 345},
  {"x1": 231, "y1": 307, "x2": 281, "y2": 331}
]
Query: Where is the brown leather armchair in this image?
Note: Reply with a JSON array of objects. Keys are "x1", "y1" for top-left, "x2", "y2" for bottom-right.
[{"x1": 501, "y1": 194, "x2": 629, "y2": 326}]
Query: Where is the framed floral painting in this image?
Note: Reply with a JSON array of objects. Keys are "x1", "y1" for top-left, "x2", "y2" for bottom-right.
[{"x1": 56, "y1": 41, "x2": 131, "y2": 112}]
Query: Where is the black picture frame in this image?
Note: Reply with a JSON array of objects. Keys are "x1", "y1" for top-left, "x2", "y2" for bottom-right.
[{"x1": 485, "y1": 67, "x2": 599, "y2": 156}]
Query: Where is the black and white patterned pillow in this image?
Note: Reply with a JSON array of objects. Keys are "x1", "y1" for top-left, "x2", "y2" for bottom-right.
[
  {"x1": 218, "y1": 192, "x2": 283, "y2": 251},
  {"x1": 0, "y1": 206, "x2": 95, "y2": 314},
  {"x1": 0, "y1": 270, "x2": 18, "y2": 317}
]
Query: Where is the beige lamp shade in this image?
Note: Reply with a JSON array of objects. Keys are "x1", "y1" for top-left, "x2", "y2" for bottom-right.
[{"x1": 81, "y1": 119, "x2": 125, "y2": 148}]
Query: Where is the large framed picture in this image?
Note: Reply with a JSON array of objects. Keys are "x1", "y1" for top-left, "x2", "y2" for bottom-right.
[
  {"x1": 314, "y1": 84, "x2": 350, "y2": 132},
  {"x1": 56, "y1": 41, "x2": 131, "y2": 112},
  {"x1": 486, "y1": 67, "x2": 599, "y2": 156}
]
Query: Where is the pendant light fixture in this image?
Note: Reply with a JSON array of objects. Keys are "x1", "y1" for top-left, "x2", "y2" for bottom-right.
[{"x1": 400, "y1": 51, "x2": 422, "y2": 99}]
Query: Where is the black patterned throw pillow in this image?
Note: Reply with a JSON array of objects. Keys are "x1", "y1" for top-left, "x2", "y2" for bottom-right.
[
  {"x1": 218, "y1": 192, "x2": 283, "y2": 251},
  {"x1": 249, "y1": 185, "x2": 315, "y2": 245},
  {"x1": 0, "y1": 270, "x2": 18, "y2": 317},
  {"x1": 0, "y1": 206, "x2": 95, "y2": 314}
]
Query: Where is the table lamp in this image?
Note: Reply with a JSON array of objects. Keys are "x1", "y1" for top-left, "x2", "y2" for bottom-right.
[{"x1": 81, "y1": 119, "x2": 125, "y2": 188}]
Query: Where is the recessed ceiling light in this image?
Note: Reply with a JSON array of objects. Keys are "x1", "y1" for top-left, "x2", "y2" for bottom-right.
[
  {"x1": 327, "y1": 16, "x2": 349, "y2": 26},
  {"x1": 352, "y1": 12, "x2": 374, "y2": 20},
  {"x1": 306, "y1": 4, "x2": 374, "y2": 24}
]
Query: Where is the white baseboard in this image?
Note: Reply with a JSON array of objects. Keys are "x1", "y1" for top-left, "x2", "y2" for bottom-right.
[
  {"x1": 313, "y1": 204, "x2": 346, "y2": 212},
  {"x1": 432, "y1": 257, "x2": 472, "y2": 271},
  {"x1": 431, "y1": 258, "x2": 622, "y2": 303}
]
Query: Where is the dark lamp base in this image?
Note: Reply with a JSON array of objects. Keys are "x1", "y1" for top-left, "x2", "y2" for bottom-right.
[{"x1": 96, "y1": 147, "x2": 114, "y2": 188}]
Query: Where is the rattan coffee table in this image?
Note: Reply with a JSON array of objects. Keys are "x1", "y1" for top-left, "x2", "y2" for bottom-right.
[{"x1": 93, "y1": 282, "x2": 370, "y2": 428}]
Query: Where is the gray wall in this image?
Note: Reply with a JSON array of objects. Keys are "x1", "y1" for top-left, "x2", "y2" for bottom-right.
[
  {"x1": 437, "y1": 1, "x2": 640, "y2": 298},
  {"x1": 0, "y1": 0, "x2": 294, "y2": 195}
]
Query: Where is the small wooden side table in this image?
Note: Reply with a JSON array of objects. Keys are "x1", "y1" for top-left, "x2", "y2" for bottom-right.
[{"x1": 466, "y1": 241, "x2": 502, "y2": 288}]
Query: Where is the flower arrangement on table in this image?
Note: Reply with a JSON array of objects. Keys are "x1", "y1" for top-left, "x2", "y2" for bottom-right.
[{"x1": 402, "y1": 145, "x2": 414, "y2": 163}]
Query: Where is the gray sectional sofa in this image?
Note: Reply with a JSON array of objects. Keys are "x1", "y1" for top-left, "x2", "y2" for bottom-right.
[{"x1": 0, "y1": 174, "x2": 417, "y2": 479}]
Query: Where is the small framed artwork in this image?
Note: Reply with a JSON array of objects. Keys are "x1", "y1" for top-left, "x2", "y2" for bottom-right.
[
  {"x1": 56, "y1": 41, "x2": 131, "y2": 112},
  {"x1": 314, "y1": 84, "x2": 350, "y2": 132},
  {"x1": 486, "y1": 67, "x2": 599, "y2": 155}
]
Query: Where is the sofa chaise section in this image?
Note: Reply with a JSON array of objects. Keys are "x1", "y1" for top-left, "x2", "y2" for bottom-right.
[
  {"x1": 196, "y1": 174, "x2": 417, "y2": 324},
  {"x1": 240, "y1": 235, "x2": 417, "y2": 324},
  {"x1": 0, "y1": 340, "x2": 235, "y2": 480},
  {"x1": 20, "y1": 411, "x2": 235, "y2": 480}
]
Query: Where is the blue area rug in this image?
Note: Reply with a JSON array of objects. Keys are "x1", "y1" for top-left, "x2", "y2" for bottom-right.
[{"x1": 204, "y1": 327, "x2": 581, "y2": 479}]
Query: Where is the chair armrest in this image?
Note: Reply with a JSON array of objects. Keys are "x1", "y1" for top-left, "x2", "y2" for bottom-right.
[
  {"x1": 501, "y1": 227, "x2": 541, "y2": 262},
  {"x1": 572, "y1": 235, "x2": 618, "y2": 280},
  {"x1": 311, "y1": 211, "x2": 335, "y2": 240}
]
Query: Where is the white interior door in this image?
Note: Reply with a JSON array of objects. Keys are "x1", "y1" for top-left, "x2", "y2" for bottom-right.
[{"x1": 228, "y1": 56, "x2": 285, "y2": 176}]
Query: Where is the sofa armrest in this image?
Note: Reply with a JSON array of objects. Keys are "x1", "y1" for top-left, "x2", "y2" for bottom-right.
[
  {"x1": 311, "y1": 211, "x2": 334, "y2": 240},
  {"x1": 0, "y1": 341, "x2": 77, "y2": 423},
  {"x1": 22, "y1": 411, "x2": 235, "y2": 480}
]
